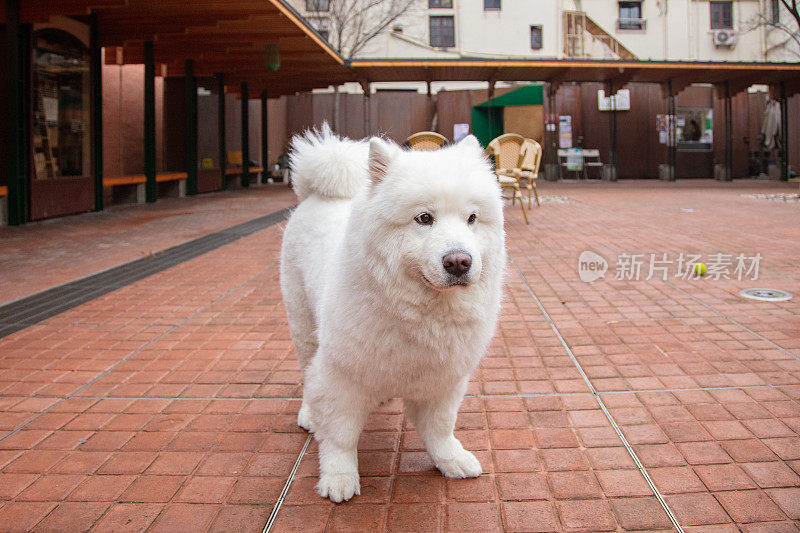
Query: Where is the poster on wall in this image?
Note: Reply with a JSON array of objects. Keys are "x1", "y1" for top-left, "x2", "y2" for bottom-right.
[
  {"x1": 597, "y1": 89, "x2": 630, "y2": 111},
  {"x1": 453, "y1": 123, "x2": 470, "y2": 143},
  {"x1": 558, "y1": 115, "x2": 572, "y2": 148},
  {"x1": 656, "y1": 114, "x2": 677, "y2": 146}
]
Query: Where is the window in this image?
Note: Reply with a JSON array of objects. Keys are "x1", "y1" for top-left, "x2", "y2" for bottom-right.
[
  {"x1": 618, "y1": 1, "x2": 644, "y2": 29},
  {"x1": 310, "y1": 17, "x2": 329, "y2": 40},
  {"x1": 710, "y1": 1, "x2": 733, "y2": 29},
  {"x1": 430, "y1": 16, "x2": 455, "y2": 47},
  {"x1": 484, "y1": 0, "x2": 501, "y2": 10},
  {"x1": 429, "y1": 0, "x2": 452, "y2": 7},
  {"x1": 305, "y1": 0, "x2": 329, "y2": 12},
  {"x1": 530, "y1": 25, "x2": 543, "y2": 49},
  {"x1": 32, "y1": 29, "x2": 91, "y2": 180}
]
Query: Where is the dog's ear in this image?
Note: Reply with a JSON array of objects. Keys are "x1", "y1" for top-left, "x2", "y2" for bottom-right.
[
  {"x1": 368, "y1": 137, "x2": 396, "y2": 185},
  {"x1": 457, "y1": 135, "x2": 482, "y2": 153}
]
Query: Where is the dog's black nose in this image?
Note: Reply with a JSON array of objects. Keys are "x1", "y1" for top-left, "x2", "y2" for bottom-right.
[{"x1": 443, "y1": 251, "x2": 472, "y2": 277}]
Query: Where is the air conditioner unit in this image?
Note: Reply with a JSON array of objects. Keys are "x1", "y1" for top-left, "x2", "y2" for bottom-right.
[{"x1": 713, "y1": 29, "x2": 737, "y2": 46}]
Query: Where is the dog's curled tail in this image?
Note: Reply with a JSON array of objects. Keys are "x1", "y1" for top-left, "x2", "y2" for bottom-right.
[{"x1": 288, "y1": 123, "x2": 369, "y2": 202}]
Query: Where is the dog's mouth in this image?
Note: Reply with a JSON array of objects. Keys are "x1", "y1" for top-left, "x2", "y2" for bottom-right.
[{"x1": 421, "y1": 273, "x2": 470, "y2": 290}]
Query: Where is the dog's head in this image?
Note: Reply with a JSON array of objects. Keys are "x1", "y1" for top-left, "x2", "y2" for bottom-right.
[{"x1": 357, "y1": 135, "x2": 505, "y2": 294}]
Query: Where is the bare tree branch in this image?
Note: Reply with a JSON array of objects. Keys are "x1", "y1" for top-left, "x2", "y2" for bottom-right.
[{"x1": 741, "y1": 1, "x2": 800, "y2": 59}]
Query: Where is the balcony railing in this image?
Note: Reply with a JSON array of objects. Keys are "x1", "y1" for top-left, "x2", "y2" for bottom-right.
[{"x1": 616, "y1": 18, "x2": 647, "y2": 30}]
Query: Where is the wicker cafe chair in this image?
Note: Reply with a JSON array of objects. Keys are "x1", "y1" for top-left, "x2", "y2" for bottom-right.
[
  {"x1": 406, "y1": 131, "x2": 448, "y2": 151},
  {"x1": 486, "y1": 133, "x2": 528, "y2": 224},
  {"x1": 514, "y1": 138, "x2": 542, "y2": 208}
]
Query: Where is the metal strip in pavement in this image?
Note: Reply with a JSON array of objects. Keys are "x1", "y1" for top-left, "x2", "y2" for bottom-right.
[
  {"x1": 510, "y1": 256, "x2": 685, "y2": 533},
  {"x1": 262, "y1": 433, "x2": 313, "y2": 533},
  {"x1": 0, "y1": 206, "x2": 293, "y2": 339}
]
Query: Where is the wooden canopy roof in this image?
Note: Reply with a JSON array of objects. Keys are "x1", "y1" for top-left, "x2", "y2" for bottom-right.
[
  {"x1": 349, "y1": 58, "x2": 800, "y2": 97},
  {"x1": 4, "y1": 0, "x2": 800, "y2": 97},
  {"x1": 1, "y1": 0, "x2": 351, "y2": 96}
]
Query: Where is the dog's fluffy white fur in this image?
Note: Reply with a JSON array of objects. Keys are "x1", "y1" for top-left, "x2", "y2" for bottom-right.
[{"x1": 280, "y1": 124, "x2": 506, "y2": 503}]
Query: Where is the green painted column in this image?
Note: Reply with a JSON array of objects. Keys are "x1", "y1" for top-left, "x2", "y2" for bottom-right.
[
  {"x1": 216, "y1": 73, "x2": 226, "y2": 190},
  {"x1": 144, "y1": 41, "x2": 157, "y2": 203},
  {"x1": 185, "y1": 59, "x2": 198, "y2": 195},
  {"x1": 261, "y1": 90, "x2": 268, "y2": 180},
  {"x1": 241, "y1": 82, "x2": 250, "y2": 188},
  {"x1": 91, "y1": 13, "x2": 103, "y2": 211},
  {"x1": 5, "y1": 0, "x2": 27, "y2": 225}
]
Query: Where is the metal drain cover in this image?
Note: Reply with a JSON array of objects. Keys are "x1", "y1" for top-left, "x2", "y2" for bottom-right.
[{"x1": 739, "y1": 288, "x2": 793, "y2": 302}]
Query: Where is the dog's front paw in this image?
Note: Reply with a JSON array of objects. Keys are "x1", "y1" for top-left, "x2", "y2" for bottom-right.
[
  {"x1": 297, "y1": 403, "x2": 313, "y2": 432},
  {"x1": 317, "y1": 472, "x2": 361, "y2": 503},
  {"x1": 435, "y1": 449, "x2": 482, "y2": 479}
]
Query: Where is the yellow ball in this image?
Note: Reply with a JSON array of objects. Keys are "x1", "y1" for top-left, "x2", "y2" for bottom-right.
[{"x1": 693, "y1": 263, "x2": 707, "y2": 276}]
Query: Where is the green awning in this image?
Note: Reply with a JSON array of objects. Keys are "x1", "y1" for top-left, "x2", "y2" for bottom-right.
[{"x1": 474, "y1": 84, "x2": 544, "y2": 108}]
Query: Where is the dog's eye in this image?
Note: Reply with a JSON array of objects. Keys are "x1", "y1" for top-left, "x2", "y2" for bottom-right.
[
  {"x1": 414, "y1": 213, "x2": 434, "y2": 225},
  {"x1": 468, "y1": 213, "x2": 477, "y2": 224}
]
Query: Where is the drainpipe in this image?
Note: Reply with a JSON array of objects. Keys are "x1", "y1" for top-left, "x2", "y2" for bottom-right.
[
  {"x1": 663, "y1": 0, "x2": 669, "y2": 59},
  {"x1": 686, "y1": 0, "x2": 692, "y2": 60},
  {"x1": 557, "y1": 0, "x2": 564, "y2": 58}
]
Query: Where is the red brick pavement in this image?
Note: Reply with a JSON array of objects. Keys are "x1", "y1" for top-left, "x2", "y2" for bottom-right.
[{"x1": 0, "y1": 180, "x2": 798, "y2": 531}]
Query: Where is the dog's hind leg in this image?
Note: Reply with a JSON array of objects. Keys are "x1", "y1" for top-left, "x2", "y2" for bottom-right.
[
  {"x1": 281, "y1": 272, "x2": 318, "y2": 431},
  {"x1": 404, "y1": 379, "x2": 482, "y2": 479}
]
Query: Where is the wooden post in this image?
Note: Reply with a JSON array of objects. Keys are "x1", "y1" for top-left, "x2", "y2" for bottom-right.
[
  {"x1": 144, "y1": 41, "x2": 157, "y2": 202},
  {"x1": 240, "y1": 82, "x2": 250, "y2": 188},
  {"x1": 5, "y1": 0, "x2": 27, "y2": 225},
  {"x1": 216, "y1": 73, "x2": 226, "y2": 190},
  {"x1": 91, "y1": 13, "x2": 103, "y2": 211},
  {"x1": 261, "y1": 90, "x2": 268, "y2": 177},
  {"x1": 185, "y1": 59, "x2": 198, "y2": 195}
]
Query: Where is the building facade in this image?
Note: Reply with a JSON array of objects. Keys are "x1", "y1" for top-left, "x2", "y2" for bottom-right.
[{"x1": 294, "y1": 0, "x2": 799, "y2": 66}]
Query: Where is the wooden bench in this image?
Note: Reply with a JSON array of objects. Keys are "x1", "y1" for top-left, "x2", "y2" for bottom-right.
[
  {"x1": 103, "y1": 172, "x2": 188, "y2": 203},
  {"x1": 226, "y1": 151, "x2": 263, "y2": 184},
  {"x1": 0, "y1": 185, "x2": 7, "y2": 226}
]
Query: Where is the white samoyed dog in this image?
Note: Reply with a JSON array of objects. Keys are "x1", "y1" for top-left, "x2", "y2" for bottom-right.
[{"x1": 280, "y1": 125, "x2": 506, "y2": 503}]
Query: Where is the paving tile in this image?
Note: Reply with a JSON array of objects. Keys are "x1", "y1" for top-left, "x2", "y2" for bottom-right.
[
  {"x1": 715, "y1": 490, "x2": 787, "y2": 523},
  {"x1": 694, "y1": 463, "x2": 757, "y2": 491},
  {"x1": 766, "y1": 488, "x2": 800, "y2": 519},
  {"x1": 208, "y1": 505, "x2": 270, "y2": 533},
  {"x1": 31, "y1": 502, "x2": 110, "y2": 532},
  {"x1": 741, "y1": 461, "x2": 800, "y2": 488},
  {"x1": 595, "y1": 469, "x2": 653, "y2": 496},
  {"x1": 665, "y1": 493, "x2": 732, "y2": 526},
  {"x1": 556, "y1": 499, "x2": 617, "y2": 531},
  {"x1": 92, "y1": 503, "x2": 164, "y2": 533},
  {"x1": 387, "y1": 503, "x2": 442, "y2": 531},
  {"x1": 609, "y1": 497, "x2": 673, "y2": 530},
  {"x1": 149, "y1": 503, "x2": 220, "y2": 532},
  {"x1": 67, "y1": 474, "x2": 135, "y2": 501},
  {"x1": 501, "y1": 501, "x2": 560, "y2": 532},
  {"x1": 0, "y1": 502, "x2": 58, "y2": 533},
  {"x1": 119, "y1": 475, "x2": 185, "y2": 502},
  {"x1": 445, "y1": 502, "x2": 500, "y2": 531},
  {"x1": 547, "y1": 471, "x2": 603, "y2": 499},
  {"x1": 329, "y1": 503, "x2": 386, "y2": 532}
]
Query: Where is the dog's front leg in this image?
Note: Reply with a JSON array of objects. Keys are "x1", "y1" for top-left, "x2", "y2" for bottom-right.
[
  {"x1": 312, "y1": 387, "x2": 373, "y2": 503},
  {"x1": 404, "y1": 379, "x2": 482, "y2": 479}
]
